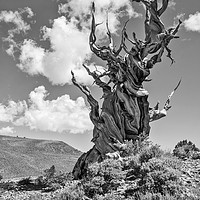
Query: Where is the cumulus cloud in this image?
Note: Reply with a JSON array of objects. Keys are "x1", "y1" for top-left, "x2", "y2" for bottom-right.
[
  {"x1": 0, "y1": 7, "x2": 33, "y2": 33},
  {"x1": 175, "y1": 13, "x2": 185, "y2": 21},
  {"x1": 58, "y1": 0, "x2": 140, "y2": 34},
  {"x1": 173, "y1": 13, "x2": 185, "y2": 27},
  {"x1": 3, "y1": 1, "x2": 140, "y2": 85},
  {"x1": 184, "y1": 12, "x2": 200, "y2": 33},
  {"x1": 17, "y1": 16, "x2": 94, "y2": 85},
  {"x1": 0, "y1": 7, "x2": 34, "y2": 56},
  {"x1": 0, "y1": 86, "x2": 93, "y2": 134},
  {"x1": 157, "y1": 0, "x2": 176, "y2": 10},
  {"x1": 168, "y1": 0, "x2": 176, "y2": 9},
  {"x1": 17, "y1": 39, "x2": 45, "y2": 75},
  {"x1": 0, "y1": 100, "x2": 27, "y2": 122},
  {"x1": 0, "y1": 126, "x2": 16, "y2": 135}
]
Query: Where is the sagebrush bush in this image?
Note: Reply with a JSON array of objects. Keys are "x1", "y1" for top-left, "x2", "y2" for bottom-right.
[
  {"x1": 53, "y1": 181, "x2": 86, "y2": 200},
  {"x1": 0, "y1": 181, "x2": 16, "y2": 191},
  {"x1": 0, "y1": 166, "x2": 73, "y2": 193},
  {"x1": 17, "y1": 177, "x2": 35, "y2": 190},
  {"x1": 87, "y1": 159, "x2": 124, "y2": 180},
  {"x1": 139, "y1": 158, "x2": 181, "y2": 195},
  {"x1": 79, "y1": 139, "x2": 187, "y2": 199},
  {"x1": 160, "y1": 155, "x2": 182, "y2": 170},
  {"x1": 139, "y1": 144, "x2": 163, "y2": 163},
  {"x1": 43, "y1": 165, "x2": 56, "y2": 179},
  {"x1": 94, "y1": 192, "x2": 126, "y2": 200},
  {"x1": 84, "y1": 159, "x2": 126, "y2": 198},
  {"x1": 173, "y1": 140, "x2": 200, "y2": 159},
  {"x1": 120, "y1": 138, "x2": 152, "y2": 157}
]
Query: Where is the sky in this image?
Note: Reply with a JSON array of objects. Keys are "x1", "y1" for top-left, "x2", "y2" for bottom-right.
[{"x1": 0, "y1": 0, "x2": 199, "y2": 152}]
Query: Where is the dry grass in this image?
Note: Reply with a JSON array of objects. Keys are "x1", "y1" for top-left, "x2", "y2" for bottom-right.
[{"x1": 0, "y1": 135, "x2": 82, "y2": 179}]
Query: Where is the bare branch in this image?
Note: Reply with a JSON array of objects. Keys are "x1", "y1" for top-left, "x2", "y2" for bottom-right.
[
  {"x1": 171, "y1": 19, "x2": 182, "y2": 35},
  {"x1": 71, "y1": 71, "x2": 91, "y2": 96},
  {"x1": 158, "y1": 0, "x2": 169, "y2": 17},
  {"x1": 89, "y1": 3, "x2": 119, "y2": 62},
  {"x1": 71, "y1": 70, "x2": 100, "y2": 125},
  {"x1": 82, "y1": 64, "x2": 111, "y2": 95},
  {"x1": 149, "y1": 78, "x2": 181, "y2": 122},
  {"x1": 164, "y1": 79, "x2": 182, "y2": 110},
  {"x1": 114, "y1": 20, "x2": 129, "y2": 56},
  {"x1": 106, "y1": 12, "x2": 114, "y2": 51}
]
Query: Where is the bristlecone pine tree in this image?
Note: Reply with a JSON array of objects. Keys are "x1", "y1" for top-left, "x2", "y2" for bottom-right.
[{"x1": 72, "y1": 0, "x2": 182, "y2": 179}]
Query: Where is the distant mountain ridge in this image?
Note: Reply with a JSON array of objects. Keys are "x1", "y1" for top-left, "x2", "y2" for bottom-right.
[{"x1": 0, "y1": 135, "x2": 82, "y2": 179}]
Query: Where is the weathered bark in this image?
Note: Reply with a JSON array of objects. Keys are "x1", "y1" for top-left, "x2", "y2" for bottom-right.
[{"x1": 72, "y1": 0, "x2": 181, "y2": 179}]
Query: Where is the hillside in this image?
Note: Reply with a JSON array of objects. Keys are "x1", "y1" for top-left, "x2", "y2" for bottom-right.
[
  {"x1": 0, "y1": 135, "x2": 82, "y2": 179},
  {"x1": 1, "y1": 139, "x2": 200, "y2": 199}
]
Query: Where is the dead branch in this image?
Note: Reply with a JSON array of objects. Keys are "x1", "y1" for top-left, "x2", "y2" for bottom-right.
[
  {"x1": 82, "y1": 64, "x2": 111, "y2": 95},
  {"x1": 71, "y1": 70, "x2": 100, "y2": 125}
]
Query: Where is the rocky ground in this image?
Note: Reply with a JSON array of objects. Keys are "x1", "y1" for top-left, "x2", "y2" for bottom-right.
[
  {"x1": 1, "y1": 158, "x2": 200, "y2": 200},
  {"x1": 179, "y1": 159, "x2": 200, "y2": 198},
  {"x1": 0, "y1": 188, "x2": 68, "y2": 200}
]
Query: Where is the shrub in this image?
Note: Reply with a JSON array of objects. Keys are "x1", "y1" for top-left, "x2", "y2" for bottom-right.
[
  {"x1": 94, "y1": 192, "x2": 126, "y2": 200},
  {"x1": 80, "y1": 139, "x2": 186, "y2": 199},
  {"x1": 83, "y1": 176, "x2": 105, "y2": 198},
  {"x1": 159, "y1": 156, "x2": 182, "y2": 170},
  {"x1": 191, "y1": 151, "x2": 200, "y2": 159},
  {"x1": 123, "y1": 156, "x2": 182, "y2": 197},
  {"x1": 0, "y1": 181, "x2": 16, "y2": 191},
  {"x1": 135, "y1": 192, "x2": 180, "y2": 200},
  {"x1": 84, "y1": 159, "x2": 126, "y2": 198},
  {"x1": 33, "y1": 166, "x2": 72, "y2": 192},
  {"x1": 139, "y1": 144, "x2": 163, "y2": 163},
  {"x1": 10, "y1": 166, "x2": 72, "y2": 192},
  {"x1": 17, "y1": 177, "x2": 35, "y2": 190},
  {"x1": 87, "y1": 159, "x2": 124, "y2": 180},
  {"x1": 44, "y1": 165, "x2": 56, "y2": 179},
  {"x1": 53, "y1": 181, "x2": 86, "y2": 200},
  {"x1": 173, "y1": 140, "x2": 200, "y2": 159},
  {"x1": 139, "y1": 158, "x2": 181, "y2": 195},
  {"x1": 120, "y1": 138, "x2": 152, "y2": 157},
  {"x1": 120, "y1": 138, "x2": 163, "y2": 163}
]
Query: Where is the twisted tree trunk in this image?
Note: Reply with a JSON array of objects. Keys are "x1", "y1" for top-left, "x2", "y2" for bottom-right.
[{"x1": 72, "y1": 0, "x2": 181, "y2": 179}]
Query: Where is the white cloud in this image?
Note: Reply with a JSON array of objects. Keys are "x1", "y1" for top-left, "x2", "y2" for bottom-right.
[
  {"x1": 0, "y1": 7, "x2": 34, "y2": 56},
  {"x1": 0, "y1": 7, "x2": 33, "y2": 34},
  {"x1": 175, "y1": 13, "x2": 185, "y2": 21},
  {"x1": 58, "y1": 0, "x2": 140, "y2": 34},
  {"x1": 157, "y1": 0, "x2": 176, "y2": 10},
  {"x1": 0, "y1": 86, "x2": 93, "y2": 134},
  {"x1": 17, "y1": 39, "x2": 45, "y2": 75},
  {"x1": 17, "y1": 16, "x2": 94, "y2": 85},
  {"x1": 42, "y1": 16, "x2": 93, "y2": 85},
  {"x1": 3, "y1": 1, "x2": 140, "y2": 85},
  {"x1": 168, "y1": 0, "x2": 176, "y2": 9},
  {"x1": 173, "y1": 13, "x2": 185, "y2": 27},
  {"x1": 184, "y1": 12, "x2": 200, "y2": 33},
  {"x1": 0, "y1": 126, "x2": 15, "y2": 135},
  {"x1": 0, "y1": 101, "x2": 27, "y2": 122}
]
